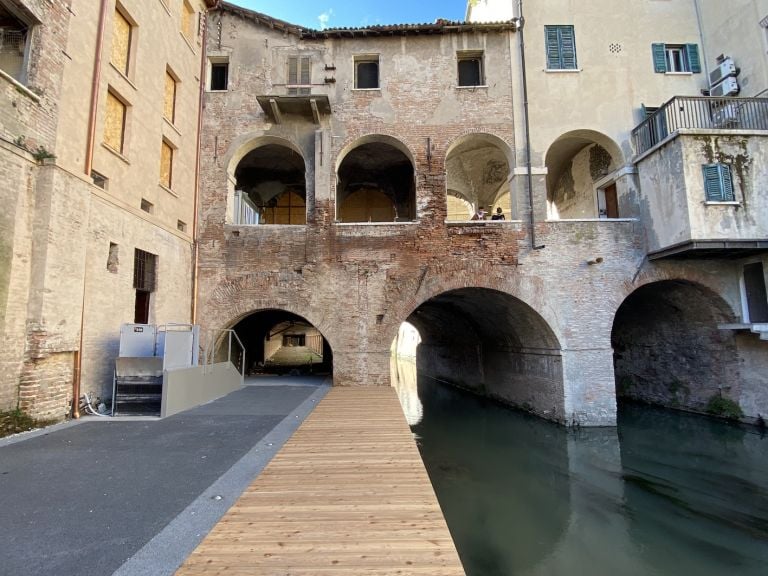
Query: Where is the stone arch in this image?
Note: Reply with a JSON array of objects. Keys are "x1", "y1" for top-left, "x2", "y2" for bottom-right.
[
  {"x1": 545, "y1": 129, "x2": 624, "y2": 220},
  {"x1": 611, "y1": 278, "x2": 740, "y2": 416},
  {"x1": 445, "y1": 132, "x2": 513, "y2": 220},
  {"x1": 224, "y1": 135, "x2": 308, "y2": 225},
  {"x1": 335, "y1": 134, "x2": 416, "y2": 222}
]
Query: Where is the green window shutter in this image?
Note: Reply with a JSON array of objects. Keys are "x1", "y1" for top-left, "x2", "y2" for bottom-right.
[
  {"x1": 652, "y1": 43, "x2": 667, "y2": 73},
  {"x1": 299, "y1": 56, "x2": 311, "y2": 95},
  {"x1": 545, "y1": 26, "x2": 562, "y2": 69},
  {"x1": 685, "y1": 44, "x2": 701, "y2": 73},
  {"x1": 559, "y1": 26, "x2": 577, "y2": 69},
  {"x1": 720, "y1": 165, "x2": 734, "y2": 201}
]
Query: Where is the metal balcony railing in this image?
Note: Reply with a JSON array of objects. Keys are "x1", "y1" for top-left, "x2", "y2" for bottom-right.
[{"x1": 633, "y1": 96, "x2": 768, "y2": 156}]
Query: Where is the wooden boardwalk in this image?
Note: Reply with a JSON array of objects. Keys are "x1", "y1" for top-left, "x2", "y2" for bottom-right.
[{"x1": 175, "y1": 387, "x2": 465, "y2": 575}]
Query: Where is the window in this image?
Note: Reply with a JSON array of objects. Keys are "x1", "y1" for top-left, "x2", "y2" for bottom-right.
[
  {"x1": 110, "y1": 8, "x2": 132, "y2": 76},
  {"x1": 133, "y1": 248, "x2": 156, "y2": 324},
  {"x1": 702, "y1": 164, "x2": 734, "y2": 202},
  {"x1": 91, "y1": 170, "x2": 108, "y2": 189},
  {"x1": 177, "y1": 220, "x2": 187, "y2": 232},
  {"x1": 164, "y1": 69, "x2": 177, "y2": 123},
  {"x1": 354, "y1": 55, "x2": 379, "y2": 89},
  {"x1": 545, "y1": 25, "x2": 577, "y2": 70},
  {"x1": 0, "y1": 3, "x2": 31, "y2": 83},
  {"x1": 107, "y1": 242, "x2": 119, "y2": 273},
  {"x1": 652, "y1": 43, "x2": 701, "y2": 73},
  {"x1": 104, "y1": 90, "x2": 127, "y2": 154},
  {"x1": 160, "y1": 140, "x2": 173, "y2": 189},
  {"x1": 181, "y1": 0, "x2": 195, "y2": 42},
  {"x1": 287, "y1": 55, "x2": 311, "y2": 95},
  {"x1": 209, "y1": 60, "x2": 228, "y2": 90},
  {"x1": 457, "y1": 51, "x2": 484, "y2": 86},
  {"x1": 140, "y1": 198, "x2": 153, "y2": 213}
]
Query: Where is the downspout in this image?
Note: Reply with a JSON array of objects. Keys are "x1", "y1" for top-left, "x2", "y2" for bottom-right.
[
  {"x1": 517, "y1": 0, "x2": 544, "y2": 250},
  {"x1": 191, "y1": 8, "x2": 211, "y2": 324},
  {"x1": 692, "y1": 0, "x2": 710, "y2": 81},
  {"x1": 74, "y1": 0, "x2": 109, "y2": 418}
]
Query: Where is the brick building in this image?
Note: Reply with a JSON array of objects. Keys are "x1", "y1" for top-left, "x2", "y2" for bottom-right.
[{"x1": 195, "y1": 0, "x2": 768, "y2": 426}]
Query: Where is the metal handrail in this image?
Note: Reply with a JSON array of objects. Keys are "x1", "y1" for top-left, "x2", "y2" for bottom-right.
[
  {"x1": 200, "y1": 328, "x2": 246, "y2": 375},
  {"x1": 632, "y1": 96, "x2": 768, "y2": 156}
]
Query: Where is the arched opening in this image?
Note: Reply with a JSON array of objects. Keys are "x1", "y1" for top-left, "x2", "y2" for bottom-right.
[
  {"x1": 545, "y1": 130, "x2": 623, "y2": 220},
  {"x1": 231, "y1": 309, "x2": 332, "y2": 376},
  {"x1": 392, "y1": 287, "x2": 564, "y2": 422},
  {"x1": 336, "y1": 137, "x2": 415, "y2": 222},
  {"x1": 445, "y1": 134, "x2": 512, "y2": 221},
  {"x1": 233, "y1": 143, "x2": 306, "y2": 225},
  {"x1": 611, "y1": 280, "x2": 740, "y2": 417}
]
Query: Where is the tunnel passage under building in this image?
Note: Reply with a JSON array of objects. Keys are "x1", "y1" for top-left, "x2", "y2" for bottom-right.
[
  {"x1": 234, "y1": 144, "x2": 306, "y2": 225},
  {"x1": 399, "y1": 288, "x2": 565, "y2": 423},
  {"x1": 546, "y1": 130, "x2": 622, "y2": 220},
  {"x1": 336, "y1": 138, "x2": 415, "y2": 222},
  {"x1": 612, "y1": 280, "x2": 740, "y2": 415},
  {"x1": 445, "y1": 134, "x2": 511, "y2": 221},
  {"x1": 231, "y1": 310, "x2": 332, "y2": 375}
]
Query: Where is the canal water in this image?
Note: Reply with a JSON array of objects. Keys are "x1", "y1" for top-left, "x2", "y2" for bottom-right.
[{"x1": 394, "y1": 362, "x2": 768, "y2": 576}]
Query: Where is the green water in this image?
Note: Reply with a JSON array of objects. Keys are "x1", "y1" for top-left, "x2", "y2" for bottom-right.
[{"x1": 404, "y1": 376, "x2": 768, "y2": 576}]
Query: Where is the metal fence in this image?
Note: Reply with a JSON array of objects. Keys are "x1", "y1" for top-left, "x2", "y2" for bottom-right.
[
  {"x1": 633, "y1": 96, "x2": 768, "y2": 156},
  {"x1": 201, "y1": 328, "x2": 246, "y2": 375}
]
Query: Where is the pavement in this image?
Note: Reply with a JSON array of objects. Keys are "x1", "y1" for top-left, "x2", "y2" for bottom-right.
[{"x1": 0, "y1": 375, "x2": 330, "y2": 576}]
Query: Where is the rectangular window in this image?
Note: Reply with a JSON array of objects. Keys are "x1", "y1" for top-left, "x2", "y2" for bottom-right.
[
  {"x1": 133, "y1": 249, "x2": 157, "y2": 292},
  {"x1": 652, "y1": 43, "x2": 701, "y2": 73},
  {"x1": 702, "y1": 164, "x2": 734, "y2": 202},
  {"x1": 354, "y1": 55, "x2": 379, "y2": 89},
  {"x1": 181, "y1": 0, "x2": 195, "y2": 42},
  {"x1": 164, "y1": 69, "x2": 177, "y2": 123},
  {"x1": 177, "y1": 220, "x2": 187, "y2": 232},
  {"x1": 91, "y1": 170, "x2": 108, "y2": 190},
  {"x1": 210, "y1": 61, "x2": 228, "y2": 90},
  {"x1": 457, "y1": 51, "x2": 484, "y2": 86},
  {"x1": 0, "y1": 4, "x2": 31, "y2": 83},
  {"x1": 287, "y1": 55, "x2": 311, "y2": 95},
  {"x1": 545, "y1": 25, "x2": 577, "y2": 70},
  {"x1": 140, "y1": 198, "x2": 153, "y2": 213},
  {"x1": 104, "y1": 90, "x2": 127, "y2": 153},
  {"x1": 111, "y1": 8, "x2": 132, "y2": 76},
  {"x1": 160, "y1": 140, "x2": 173, "y2": 189}
]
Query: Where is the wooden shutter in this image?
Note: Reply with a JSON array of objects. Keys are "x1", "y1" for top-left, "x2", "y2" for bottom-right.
[
  {"x1": 164, "y1": 72, "x2": 176, "y2": 123},
  {"x1": 160, "y1": 141, "x2": 173, "y2": 189},
  {"x1": 559, "y1": 26, "x2": 577, "y2": 69},
  {"x1": 111, "y1": 10, "x2": 131, "y2": 75},
  {"x1": 685, "y1": 44, "x2": 701, "y2": 73},
  {"x1": 299, "y1": 56, "x2": 311, "y2": 95},
  {"x1": 545, "y1": 26, "x2": 561, "y2": 69},
  {"x1": 702, "y1": 164, "x2": 734, "y2": 202},
  {"x1": 652, "y1": 43, "x2": 667, "y2": 73},
  {"x1": 720, "y1": 164, "x2": 734, "y2": 201},
  {"x1": 104, "y1": 91, "x2": 126, "y2": 153},
  {"x1": 287, "y1": 56, "x2": 298, "y2": 95}
]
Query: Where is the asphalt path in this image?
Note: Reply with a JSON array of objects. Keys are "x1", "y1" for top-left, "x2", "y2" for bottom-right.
[{"x1": 0, "y1": 376, "x2": 329, "y2": 576}]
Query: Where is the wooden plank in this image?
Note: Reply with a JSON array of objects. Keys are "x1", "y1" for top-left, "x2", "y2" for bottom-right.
[{"x1": 175, "y1": 387, "x2": 464, "y2": 575}]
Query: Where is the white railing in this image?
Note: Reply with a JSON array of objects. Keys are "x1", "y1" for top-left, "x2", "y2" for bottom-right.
[{"x1": 234, "y1": 190, "x2": 260, "y2": 225}]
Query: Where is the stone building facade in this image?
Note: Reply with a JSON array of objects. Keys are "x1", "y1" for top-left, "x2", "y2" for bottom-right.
[
  {"x1": 195, "y1": 0, "x2": 768, "y2": 426},
  {"x1": 0, "y1": 0, "x2": 215, "y2": 419}
]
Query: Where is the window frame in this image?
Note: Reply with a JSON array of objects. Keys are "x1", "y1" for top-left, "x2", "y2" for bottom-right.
[
  {"x1": 456, "y1": 50, "x2": 485, "y2": 87},
  {"x1": 103, "y1": 88, "x2": 128, "y2": 155},
  {"x1": 652, "y1": 43, "x2": 701, "y2": 74},
  {"x1": 208, "y1": 58, "x2": 229, "y2": 91},
  {"x1": 354, "y1": 54, "x2": 380, "y2": 90},
  {"x1": 164, "y1": 67, "x2": 178, "y2": 124},
  {"x1": 0, "y1": 1, "x2": 35, "y2": 85},
  {"x1": 159, "y1": 139, "x2": 175, "y2": 190},
  {"x1": 181, "y1": 0, "x2": 195, "y2": 43},
  {"x1": 702, "y1": 163, "x2": 735, "y2": 203},
  {"x1": 545, "y1": 25, "x2": 577, "y2": 71},
  {"x1": 110, "y1": 5, "x2": 135, "y2": 78},
  {"x1": 287, "y1": 55, "x2": 311, "y2": 95}
]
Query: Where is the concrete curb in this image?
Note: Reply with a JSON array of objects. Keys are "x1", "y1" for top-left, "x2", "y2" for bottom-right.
[{"x1": 110, "y1": 382, "x2": 330, "y2": 576}]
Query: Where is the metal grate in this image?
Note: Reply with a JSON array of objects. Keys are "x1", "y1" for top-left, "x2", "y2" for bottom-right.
[
  {"x1": 133, "y1": 249, "x2": 156, "y2": 292},
  {"x1": 0, "y1": 28, "x2": 26, "y2": 80}
]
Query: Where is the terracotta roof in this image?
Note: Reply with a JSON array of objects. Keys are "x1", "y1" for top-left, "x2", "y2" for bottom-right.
[{"x1": 218, "y1": 2, "x2": 516, "y2": 37}]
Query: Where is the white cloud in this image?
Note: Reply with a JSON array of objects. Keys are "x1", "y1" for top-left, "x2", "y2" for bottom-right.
[{"x1": 317, "y1": 8, "x2": 334, "y2": 29}]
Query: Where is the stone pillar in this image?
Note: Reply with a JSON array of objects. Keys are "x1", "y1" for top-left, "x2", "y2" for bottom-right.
[{"x1": 562, "y1": 347, "x2": 617, "y2": 426}]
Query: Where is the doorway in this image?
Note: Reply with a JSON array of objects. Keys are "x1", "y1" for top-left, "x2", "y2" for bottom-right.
[{"x1": 743, "y1": 262, "x2": 768, "y2": 322}]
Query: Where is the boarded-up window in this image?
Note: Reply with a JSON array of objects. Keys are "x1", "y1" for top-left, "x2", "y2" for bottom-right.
[
  {"x1": 164, "y1": 70, "x2": 176, "y2": 123},
  {"x1": 111, "y1": 9, "x2": 131, "y2": 75},
  {"x1": 160, "y1": 140, "x2": 173, "y2": 188},
  {"x1": 104, "y1": 91, "x2": 126, "y2": 153},
  {"x1": 287, "y1": 56, "x2": 311, "y2": 95},
  {"x1": 181, "y1": 1, "x2": 194, "y2": 41}
]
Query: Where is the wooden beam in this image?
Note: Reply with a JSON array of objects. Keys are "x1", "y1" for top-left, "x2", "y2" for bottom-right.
[
  {"x1": 268, "y1": 98, "x2": 282, "y2": 124},
  {"x1": 309, "y1": 98, "x2": 320, "y2": 125}
]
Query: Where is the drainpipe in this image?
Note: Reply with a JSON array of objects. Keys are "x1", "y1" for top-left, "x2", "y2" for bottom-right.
[
  {"x1": 84, "y1": 0, "x2": 109, "y2": 177},
  {"x1": 74, "y1": 0, "x2": 109, "y2": 418},
  {"x1": 191, "y1": 9, "x2": 211, "y2": 324},
  {"x1": 692, "y1": 0, "x2": 710, "y2": 82},
  {"x1": 517, "y1": 0, "x2": 544, "y2": 250}
]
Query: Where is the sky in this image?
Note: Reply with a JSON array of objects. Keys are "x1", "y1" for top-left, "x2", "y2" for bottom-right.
[{"x1": 231, "y1": 0, "x2": 468, "y2": 29}]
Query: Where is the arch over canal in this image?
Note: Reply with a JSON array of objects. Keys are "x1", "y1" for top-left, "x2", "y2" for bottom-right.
[
  {"x1": 229, "y1": 309, "x2": 333, "y2": 376},
  {"x1": 392, "y1": 287, "x2": 566, "y2": 422},
  {"x1": 611, "y1": 280, "x2": 740, "y2": 416}
]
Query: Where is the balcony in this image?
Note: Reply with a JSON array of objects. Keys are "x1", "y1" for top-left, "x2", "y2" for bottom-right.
[{"x1": 633, "y1": 96, "x2": 768, "y2": 157}]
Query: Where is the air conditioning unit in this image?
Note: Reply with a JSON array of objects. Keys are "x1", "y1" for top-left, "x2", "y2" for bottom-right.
[
  {"x1": 709, "y1": 76, "x2": 739, "y2": 98},
  {"x1": 709, "y1": 57, "x2": 737, "y2": 87},
  {"x1": 712, "y1": 103, "x2": 740, "y2": 127}
]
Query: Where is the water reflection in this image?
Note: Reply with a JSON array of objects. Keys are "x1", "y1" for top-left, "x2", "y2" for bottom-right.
[{"x1": 394, "y1": 359, "x2": 768, "y2": 576}]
